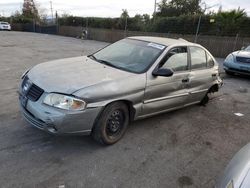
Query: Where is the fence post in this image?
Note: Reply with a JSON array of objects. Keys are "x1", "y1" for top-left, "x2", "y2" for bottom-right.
[
  {"x1": 194, "y1": 15, "x2": 201, "y2": 43},
  {"x1": 33, "y1": 18, "x2": 35, "y2": 32},
  {"x1": 233, "y1": 33, "x2": 239, "y2": 51}
]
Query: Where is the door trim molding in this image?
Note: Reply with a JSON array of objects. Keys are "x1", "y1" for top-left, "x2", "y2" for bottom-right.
[
  {"x1": 190, "y1": 89, "x2": 208, "y2": 94},
  {"x1": 143, "y1": 93, "x2": 189, "y2": 104}
]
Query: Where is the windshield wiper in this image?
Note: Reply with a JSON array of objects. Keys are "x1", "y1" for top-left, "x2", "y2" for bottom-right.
[
  {"x1": 87, "y1": 54, "x2": 97, "y2": 61},
  {"x1": 88, "y1": 55, "x2": 119, "y2": 69},
  {"x1": 97, "y1": 59, "x2": 119, "y2": 69}
]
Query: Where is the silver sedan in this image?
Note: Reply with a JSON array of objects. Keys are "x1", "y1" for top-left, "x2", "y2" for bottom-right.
[{"x1": 19, "y1": 36, "x2": 222, "y2": 144}]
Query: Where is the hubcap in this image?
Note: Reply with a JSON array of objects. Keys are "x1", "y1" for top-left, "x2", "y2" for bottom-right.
[{"x1": 106, "y1": 109, "x2": 125, "y2": 136}]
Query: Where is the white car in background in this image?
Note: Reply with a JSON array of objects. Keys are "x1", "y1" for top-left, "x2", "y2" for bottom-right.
[
  {"x1": 0, "y1": 21, "x2": 11, "y2": 31},
  {"x1": 216, "y1": 143, "x2": 250, "y2": 188}
]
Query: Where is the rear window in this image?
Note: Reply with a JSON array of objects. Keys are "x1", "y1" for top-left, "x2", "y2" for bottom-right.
[
  {"x1": 206, "y1": 53, "x2": 215, "y2": 67},
  {"x1": 190, "y1": 47, "x2": 207, "y2": 70}
]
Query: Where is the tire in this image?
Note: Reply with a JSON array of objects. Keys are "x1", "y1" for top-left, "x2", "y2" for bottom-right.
[
  {"x1": 200, "y1": 93, "x2": 209, "y2": 106},
  {"x1": 92, "y1": 102, "x2": 129, "y2": 145}
]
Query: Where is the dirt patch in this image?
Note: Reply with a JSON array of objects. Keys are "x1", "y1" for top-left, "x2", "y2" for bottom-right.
[{"x1": 178, "y1": 176, "x2": 194, "y2": 187}]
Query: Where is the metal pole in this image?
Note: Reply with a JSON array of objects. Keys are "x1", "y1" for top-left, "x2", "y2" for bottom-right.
[
  {"x1": 50, "y1": 1, "x2": 54, "y2": 23},
  {"x1": 154, "y1": 0, "x2": 157, "y2": 15},
  {"x1": 194, "y1": 15, "x2": 201, "y2": 43},
  {"x1": 124, "y1": 16, "x2": 128, "y2": 37},
  {"x1": 153, "y1": 0, "x2": 157, "y2": 22},
  {"x1": 233, "y1": 33, "x2": 239, "y2": 51}
]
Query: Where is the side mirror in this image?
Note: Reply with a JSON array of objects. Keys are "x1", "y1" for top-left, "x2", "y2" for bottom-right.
[
  {"x1": 152, "y1": 68, "x2": 174, "y2": 77},
  {"x1": 241, "y1": 46, "x2": 245, "y2": 50}
]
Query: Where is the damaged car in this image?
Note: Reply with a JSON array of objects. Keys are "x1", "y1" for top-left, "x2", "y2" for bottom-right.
[
  {"x1": 224, "y1": 45, "x2": 250, "y2": 76},
  {"x1": 19, "y1": 36, "x2": 222, "y2": 145}
]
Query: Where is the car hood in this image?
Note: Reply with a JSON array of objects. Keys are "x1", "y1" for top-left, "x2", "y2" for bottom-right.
[
  {"x1": 27, "y1": 56, "x2": 136, "y2": 94},
  {"x1": 232, "y1": 50, "x2": 250, "y2": 58}
]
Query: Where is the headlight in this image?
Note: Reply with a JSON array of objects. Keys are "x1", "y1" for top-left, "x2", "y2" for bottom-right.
[
  {"x1": 44, "y1": 93, "x2": 86, "y2": 111},
  {"x1": 225, "y1": 54, "x2": 234, "y2": 63}
]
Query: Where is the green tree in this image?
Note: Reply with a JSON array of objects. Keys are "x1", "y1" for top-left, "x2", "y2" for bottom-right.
[
  {"x1": 215, "y1": 8, "x2": 247, "y2": 35},
  {"x1": 120, "y1": 9, "x2": 129, "y2": 19},
  {"x1": 117, "y1": 9, "x2": 129, "y2": 30},
  {"x1": 156, "y1": 0, "x2": 202, "y2": 17},
  {"x1": 22, "y1": 0, "x2": 39, "y2": 19}
]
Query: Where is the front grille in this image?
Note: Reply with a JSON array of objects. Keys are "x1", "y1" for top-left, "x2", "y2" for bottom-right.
[
  {"x1": 27, "y1": 84, "x2": 44, "y2": 101},
  {"x1": 236, "y1": 56, "x2": 250, "y2": 64}
]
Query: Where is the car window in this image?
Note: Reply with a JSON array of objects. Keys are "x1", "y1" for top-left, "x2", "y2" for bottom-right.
[
  {"x1": 206, "y1": 53, "x2": 214, "y2": 67},
  {"x1": 93, "y1": 39, "x2": 165, "y2": 73},
  {"x1": 190, "y1": 47, "x2": 207, "y2": 70},
  {"x1": 161, "y1": 47, "x2": 188, "y2": 72}
]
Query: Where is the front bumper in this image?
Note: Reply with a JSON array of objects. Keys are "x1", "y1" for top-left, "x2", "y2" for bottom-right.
[
  {"x1": 0, "y1": 26, "x2": 11, "y2": 30},
  {"x1": 224, "y1": 62, "x2": 250, "y2": 76},
  {"x1": 19, "y1": 93, "x2": 103, "y2": 135}
]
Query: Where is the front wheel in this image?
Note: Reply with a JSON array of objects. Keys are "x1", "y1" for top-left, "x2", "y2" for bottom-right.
[{"x1": 92, "y1": 102, "x2": 129, "y2": 145}]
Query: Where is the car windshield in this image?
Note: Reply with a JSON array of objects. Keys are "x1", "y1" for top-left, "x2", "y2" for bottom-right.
[
  {"x1": 244, "y1": 46, "x2": 250, "y2": 51},
  {"x1": 1, "y1": 22, "x2": 8, "y2": 25},
  {"x1": 91, "y1": 39, "x2": 166, "y2": 73}
]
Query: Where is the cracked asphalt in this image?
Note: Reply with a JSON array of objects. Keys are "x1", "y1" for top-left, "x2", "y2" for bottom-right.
[{"x1": 0, "y1": 31, "x2": 250, "y2": 188}]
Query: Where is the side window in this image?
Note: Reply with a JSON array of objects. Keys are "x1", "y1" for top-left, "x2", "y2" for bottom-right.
[
  {"x1": 190, "y1": 47, "x2": 207, "y2": 70},
  {"x1": 161, "y1": 47, "x2": 188, "y2": 72},
  {"x1": 206, "y1": 53, "x2": 215, "y2": 68}
]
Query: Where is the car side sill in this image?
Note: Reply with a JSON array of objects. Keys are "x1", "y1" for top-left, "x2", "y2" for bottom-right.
[{"x1": 136, "y1": 101, "x2": 200, "y2": 120}]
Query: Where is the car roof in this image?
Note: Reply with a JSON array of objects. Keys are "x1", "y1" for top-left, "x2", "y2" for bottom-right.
[{"x1": 128, "y1": 36, "x2": 195, "y2": 47}]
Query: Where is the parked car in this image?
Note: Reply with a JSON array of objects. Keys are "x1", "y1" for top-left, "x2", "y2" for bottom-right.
[
  {"x1": 216, "y1": 143, "x2": 250, "y2": 188},
  {"x1": 19, "y1": 36, "x2": 222, "y2": 144},
  {"x1": 224, "y1": 45, "x2": 250, "y2": 76},
  {"x1": 0, "y1": 21, "x2": 11, "y2": 31}
]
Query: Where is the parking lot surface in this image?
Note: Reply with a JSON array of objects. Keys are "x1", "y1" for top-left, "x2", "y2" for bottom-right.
[{"x1": 0, "y1": 31, "x2": 250, "y2": 188}]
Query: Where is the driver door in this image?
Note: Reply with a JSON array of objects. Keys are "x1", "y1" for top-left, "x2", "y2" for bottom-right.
[{"x1": 142, "y1": 46, "x2": 190, "y2": 116}]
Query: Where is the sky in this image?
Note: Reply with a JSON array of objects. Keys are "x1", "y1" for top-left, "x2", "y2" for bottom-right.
[{"x1": 0, "y1": 0, "x2": 249, "y2": 18}]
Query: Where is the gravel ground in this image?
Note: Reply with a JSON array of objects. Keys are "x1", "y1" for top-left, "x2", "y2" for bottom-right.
[{"x1": 0, "y1": 31, "x2": 250, "y2": 188}]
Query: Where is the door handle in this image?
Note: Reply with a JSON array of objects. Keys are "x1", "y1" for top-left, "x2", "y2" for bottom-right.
[
  {"x1": 212, "y1": 73, "x2": 217, "y2": 77},
  {"x1": 182, "y1": 78, "x2": 189, "y2": 83}
]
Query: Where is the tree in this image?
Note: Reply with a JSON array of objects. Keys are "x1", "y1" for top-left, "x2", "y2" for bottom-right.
[
  {"x1": 120, "y1": 9, "x2": 129, "y2": 19},
  {"x1": 117, "y1": 9, "x2": 129, "y2": 30},
  {"x1": 156, "y1": 0, "x2": 202, "y2": 17},
  {"x1": 215, "y1": 8, "x2": 247, "y2": 35},
  {"x1": 22, "y1": 0, "x2": 39, "y2": 19}
]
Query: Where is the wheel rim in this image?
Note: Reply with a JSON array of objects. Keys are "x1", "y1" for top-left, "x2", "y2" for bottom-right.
[{"x1": 106, "y1": 109, "x2": 125, "y2": 137}]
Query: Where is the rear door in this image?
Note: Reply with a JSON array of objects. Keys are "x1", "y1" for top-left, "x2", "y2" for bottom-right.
[
  {"x1": 187, "y1": 46, "x2": 216, "y2": 103},
  {"x1": 142, "y1": 46, "x2": 190, "y2": 116}
]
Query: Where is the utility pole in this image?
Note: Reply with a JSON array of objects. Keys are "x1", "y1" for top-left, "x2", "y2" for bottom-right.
[
  {"x1": 50, "y1": 1, "x2": 54, "y2": 22},
  {"x1": 194, "y1": 3, "x2": 220, "y2": 43},
  {"x1": 154, "y1": 0, "x2": 157, "y2": 15},
  {"x1": 194, "y1": 15, "x2": 201, "y2": 43},
  {"x1": 153, "y1": 0, "x2": 157, "y2": 22}
]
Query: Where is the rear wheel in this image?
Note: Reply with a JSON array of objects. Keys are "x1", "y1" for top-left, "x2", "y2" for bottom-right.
[
  {"x1": 92, "y1": 102, "x2": 129, "y2": 145},
  {"x1": 200, "y1": 93, "x2": 209, "y2": 106}
]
